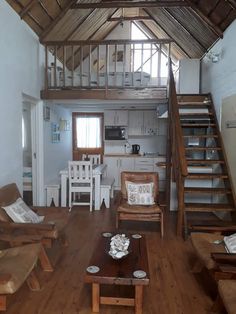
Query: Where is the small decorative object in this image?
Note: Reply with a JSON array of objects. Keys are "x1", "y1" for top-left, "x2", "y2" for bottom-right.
[
  {"x1": 86, "y1": 266, "x2": 100, "y2": 274},
  {"x1": 108, "y1": 234, "x2": 130, "y2": 259},
  {"x1": 132, "y1": 234, "x2": 142, "y2": 239},
  {"x1": 133, "y1": 270, "x2": 147, "y2": 279},
  {"x1": 51, "y1": 122, "x2": 60, "y2": 143},
  {"x1": 102, "y1": 232, "x2": 113, "y2": 238}
]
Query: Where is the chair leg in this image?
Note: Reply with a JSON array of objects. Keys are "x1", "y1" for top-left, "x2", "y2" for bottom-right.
[
  {"x1": 26, "y1": 270, "x2": 41, "y2": 291},
  {"x1": 0, "y1": 296, "x2": 6, "y2": 311},
  {"x1": 39, "y1": 246, "x2": 53, "y2": 272},
  {"x1": 90, "y1": 189, "x2": 93, "y2": 212},
  {"x1": 69, "y1": 190, "x2": 72, "y2": 211},
  {"x1": 116, "y1": 213, "x2": 119, "y2": 229},
  {"x1": 160, "y1": 213, "x2": 164, "y2": 238}
]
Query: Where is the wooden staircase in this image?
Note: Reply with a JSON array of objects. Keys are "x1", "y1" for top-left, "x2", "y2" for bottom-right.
[{"x1": 176, "y1": 94, "x2": 236, "y2": 235}]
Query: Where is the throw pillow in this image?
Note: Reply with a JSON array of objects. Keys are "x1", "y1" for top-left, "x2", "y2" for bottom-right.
[
  {"x1": 2, "y1": 198, "x2": 44, "y2": 223},
  {"x1": 224, "y1": 233, "x2": 236, "y2": 253},
  {"x1": 126, "y1": 181, "x2": 155, "y2": 205}
]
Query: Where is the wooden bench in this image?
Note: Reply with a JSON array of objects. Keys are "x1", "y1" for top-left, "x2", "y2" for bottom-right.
[{"x1": 100, "y1": 177, "x2": 115, "y2": 208}]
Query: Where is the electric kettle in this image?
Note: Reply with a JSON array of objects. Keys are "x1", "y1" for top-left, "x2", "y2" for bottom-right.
[{"x1": 132, "y1": 144, "x2": 140, "y2": 154}]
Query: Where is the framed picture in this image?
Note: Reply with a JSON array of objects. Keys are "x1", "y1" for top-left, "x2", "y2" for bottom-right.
[
  {"x1": 112, "y1": 50, "x2": 124, "y2": 62},
  {"x1": 44, "y1": 106, "x2": 50, "y2": 121}
]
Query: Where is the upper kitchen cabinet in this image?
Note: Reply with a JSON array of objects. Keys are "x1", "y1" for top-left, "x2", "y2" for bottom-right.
[
  {"x1": 104, "y1": 110, "x2": 128, "y2": 126},
  {"x1": 128, "y1": 110, "x2": 158, "y2": 136}
]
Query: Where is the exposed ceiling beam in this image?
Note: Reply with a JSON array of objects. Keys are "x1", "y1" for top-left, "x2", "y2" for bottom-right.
[
  {"x1": 55, "y1": 0, "x2": 63, "y2": 10},
  {"x1": 108, "y1": 16, "x2": 152, "y2": 21},
  {"x1": 43, "y1": 39, "x2": 173, "y2": 45},
  {"x1": 20, "y1": 0, "x2": 38, "y2": 19},
  {"x1": 184, "y1": 0, "x2": 223, "y2": 38},
  {"x1": 38, "y1": 0, "x2": 54, "y2": 21},
  {"x1": 72, "y1": 1, "x2": 190, "y2": 9},
  {"x1": 39, "y1": 0, "x2": 77, "y2": 42}
]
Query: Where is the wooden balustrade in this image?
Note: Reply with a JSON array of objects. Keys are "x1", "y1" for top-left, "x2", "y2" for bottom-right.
[{"x1": 44, "y1": 39, "x2": 172, "y2": 90}]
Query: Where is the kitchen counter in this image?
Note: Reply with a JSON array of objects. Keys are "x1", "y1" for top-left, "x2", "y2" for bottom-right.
[{"x1": 104, "y1": 153, "x2": 165, "y2": 158}]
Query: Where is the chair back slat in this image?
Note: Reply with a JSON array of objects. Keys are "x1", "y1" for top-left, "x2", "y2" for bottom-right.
[
  {"x1": 82, "y1": 154, "x2": 101, "y2": 165},
  {"x1": 68, "y1": 161, "x2": 93, "y2": 184}
]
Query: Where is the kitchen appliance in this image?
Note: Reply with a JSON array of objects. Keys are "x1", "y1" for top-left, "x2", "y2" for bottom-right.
[
  {"x1": 105, "y1": 126, "x2": 127, "y2": 141},
  {"x1": 132, "y1": 144, "x2": 140, "y2": 154}
]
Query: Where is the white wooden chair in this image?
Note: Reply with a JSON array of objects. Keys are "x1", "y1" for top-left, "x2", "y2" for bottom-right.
[
  {"x1": 82, "y1": 154, "x2": 101, "y2": 165},
  {"x1": 68, "y1": 161, "x2": 93, "y2": 212}
]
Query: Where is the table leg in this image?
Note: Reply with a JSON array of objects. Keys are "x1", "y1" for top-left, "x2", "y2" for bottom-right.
[
  {"x1": 61, "y1": 174, "x2": 67, "y2": 207},
  {"x1": 92, "y1": 283, "x2": 100, "y2": 312},
  {"x1": 94, "y1": 174, "x2": 101, "y2": 210},
  {"x1": 135, "y1": 285, "x2": 143, "y2": 314}
]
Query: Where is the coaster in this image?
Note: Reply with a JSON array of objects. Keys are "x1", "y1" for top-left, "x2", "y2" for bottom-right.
[
  {"x1": 102, "y1": 232, "x2": 113, "y2": 238},
  {"x1": 133, "y1": 270, "x2": 147, "y2": 279},
  {"x1": 132, "y1": 234, "x2": 142, "y2": 239},
  {"x1": 86, "y1": 266, "x2": 100, "y2": 274}
]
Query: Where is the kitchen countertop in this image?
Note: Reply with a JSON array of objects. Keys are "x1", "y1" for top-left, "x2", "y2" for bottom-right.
[{"x1": 104, "y1": 153, "x2": 166, "y2": 158}]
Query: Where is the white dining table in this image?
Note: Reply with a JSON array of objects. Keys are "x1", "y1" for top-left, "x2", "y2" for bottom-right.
[{"x1": 59, "y1": 164, "x2": 107, "y2": 210}]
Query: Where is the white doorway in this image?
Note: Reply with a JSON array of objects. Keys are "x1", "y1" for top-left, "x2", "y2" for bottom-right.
[{"x1": 22, "y1": 94, "x2": 44, "y2": 206}]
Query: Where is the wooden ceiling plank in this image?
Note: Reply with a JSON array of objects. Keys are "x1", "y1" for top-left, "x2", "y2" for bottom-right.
[
  {"x1": 38, "y1": 0, "x2": 54, "y2": 21},
  {"x1": 143, "y1": 9, "x2": 190, "y2": 58},
  {"x1": 55, "y1": 0, "x2": 63, "y2": 10},
  {"x1": 20, "y1": 0, "x2": 38, "y2": 19},
  {"x1": 164, "y1": 8, "x2": 207, "y2": 51},
  {"x1": 219, "y1": 7, "x2": 234, "y2": 26},
  {"x1": 28, "y1": 11, "x2": 44, "y2": 30},
  {"x1": 226, "y1": 0, "x2": 236, "y2": 10},
  {"x1": 72, "y1": 1, "x2": 191, "y2": 9},
  {"x1": 208, "y1": 0, "x2": 221, "y2": 17},
  {"x1": 108, "y1": 16, "x2": 152, "y2": 21},
  {"x1": 64, "y1": 9, "x2": 95, "y2": 41},
  {"x1": 184, "y1": 0, "x2": 223, "y2": 38},
  {"x1": 39, "y1": 0, "x2": 77, "y2": 42}
]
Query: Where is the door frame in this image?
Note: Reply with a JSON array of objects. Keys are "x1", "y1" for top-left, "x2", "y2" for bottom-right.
[{"x1": 22, "y1": 93, "x2": 44, "y2": 206}]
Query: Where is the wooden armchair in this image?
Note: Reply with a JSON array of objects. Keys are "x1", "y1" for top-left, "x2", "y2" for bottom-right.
[
  {"x1": 190, "y1": 225, "x2": 236, "y2": 281},
  {"x1": 0, "y1": 243, "x2": 41, "y2": 311},
  {"x1": 0, "y1": 183, "x2": 70, "y2": 270},
  {"x1": 215, "y1": 280, "x2": 236, "y2": 314},
  {"x1": 116, "y1": 172, "x2": 163, "y2": 237}
]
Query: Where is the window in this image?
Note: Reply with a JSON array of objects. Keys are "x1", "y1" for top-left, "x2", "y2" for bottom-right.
[{"x1": 72, "y1": 113, "x2": 103, "y2": 160}]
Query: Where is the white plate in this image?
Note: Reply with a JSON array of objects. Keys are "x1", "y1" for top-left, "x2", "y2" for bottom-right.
[
  {"x1": 133, "y1": 270, "x2": 147, "y2": 279},
  {"x1": 102, "y1": 232, "x2": 113, "y2": 238},
  {"x1": 86, "y1": 266, "x2": 100, "y2": 274},
  {"x1": 132, "y1": 234, "x2": 142, "y2": 239}
]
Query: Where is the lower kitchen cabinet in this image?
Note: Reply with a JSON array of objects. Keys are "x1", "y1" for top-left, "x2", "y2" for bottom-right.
[{"x1": 103, "y1": 156, "x2": 135, "y2": 189}]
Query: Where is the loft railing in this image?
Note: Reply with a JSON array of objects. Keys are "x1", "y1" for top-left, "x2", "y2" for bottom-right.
[
  {"x1": 44, "y1": 39, "x2": 172, "y2": 90},
  {"x1": 167, "y1": 61, "x2": 188, "y2": 235}
]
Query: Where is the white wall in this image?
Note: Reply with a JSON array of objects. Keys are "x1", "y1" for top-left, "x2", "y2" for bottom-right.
[
  {"x1": 44, "y1": 104, "x2": 72, "y2": 188},
  {"x1": 0, "y1": 1, "x2": 44, "y2": 191},
  {"x1": 201, "y1": 19, "x2": 236, "y2": 121},
  {"x1": 179, "y1": 59, "x2": 200, "y2": 94}
]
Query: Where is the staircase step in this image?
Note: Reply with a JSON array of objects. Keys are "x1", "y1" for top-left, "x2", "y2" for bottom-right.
[
  {"x1": 187, "y1": 159, "x2": 225, "y2": 165},
  {"x1": 185, "y1": 147, "x2": 221, "y2": 151},
  {"x1": 179, "y1": 113, "x2": 213, "y2": 117},
  {"x1": 184, "y1": 187, "x2": 232, "y2": 194},
  {"x1": 184, "y1": 135, "x2": 218, "y2": 139},
  {"x1": 181, "y1": 123, "x2": 216, "y2": 128},
  {"x1": 178, "y1": 101, "x2": 210, "y2": 107},
  {"x1": 185, "y1": 203, "x2": 234, "y2": 212},
  {"x1": 187, "y1": 173, "x2": 228, "y2": 179}
]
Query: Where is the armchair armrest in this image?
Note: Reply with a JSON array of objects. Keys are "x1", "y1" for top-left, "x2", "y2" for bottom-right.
[
  {"x1": 211, "y1": 253, "x2": 236, "y2": 265},
  {"x1": 191, "y1": 224, "x2": 236, "y2": 233},
  {"x1": 0, "y1": 233, "x2": 43, "y2": 243},
  {"x1": 0, "y1": 221, "x2": 55, "y2": 231}
]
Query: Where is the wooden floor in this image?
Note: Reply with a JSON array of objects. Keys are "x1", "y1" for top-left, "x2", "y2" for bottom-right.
[{"x1": 6, "y1": 203, "x2": 219, "y2": 314}]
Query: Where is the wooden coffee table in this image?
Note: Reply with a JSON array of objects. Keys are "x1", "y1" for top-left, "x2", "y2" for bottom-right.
[{"x1": 85, "y1": 233, "x2": 149, "y2": 314}]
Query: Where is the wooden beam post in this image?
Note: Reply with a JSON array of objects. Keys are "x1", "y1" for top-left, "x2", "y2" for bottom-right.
[{"x1": 20, "y1": 0, "x2": 38, "y2": 19}]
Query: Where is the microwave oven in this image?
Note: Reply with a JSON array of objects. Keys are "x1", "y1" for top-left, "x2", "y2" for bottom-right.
[{"x1": 105, "y1": 126, "x2": 127, "y2": 140}]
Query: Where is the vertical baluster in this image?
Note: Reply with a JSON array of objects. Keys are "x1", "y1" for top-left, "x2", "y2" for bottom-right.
[
  {"x1": 45, "y1": 45, "x2": 48, "y2": 90},
  {"x1": 105, "y1": 44, "x2": 108, "y2": 89},
  {"x1": 97, "y1": 45, "x2": 100, "y2": 87},
  {"x1": 71, "y1": 45, "x2": 74, "y2": 87},
  {"x1": 141, "y1": 43, "x2": 144, "y2": 86},
  {"x1": 158, "y1": 44, "x2": 161, "y2": 86},
  {"x1": 150, "y1": 43, "x2": 152, "y2": 85},
  {"x1": 54, "y1": 46, "x2": 57, "y2": 88},
  {"x1": 123, "y1": 44, "x2": 126, "y2": 88},
  {"x1": 63, "y1": 45, "x2": 66, "y2": 87},
  {"x1": 89, "y1": 45, "x2": 91, "y2": 87},
  {"x1": 80, "y1": 46, "x2": 83, "y2": 87},
  {"x1": 132, "y1": 43, "x2": 135, "y2": 86},
  {"x1": 167, "y1": 43, "x2": 171, "y2": 86},
  {"x1": 114, "y1": 44, "x2": 117, "y2": 87}
]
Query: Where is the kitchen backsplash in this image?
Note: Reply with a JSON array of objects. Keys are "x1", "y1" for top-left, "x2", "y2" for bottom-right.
[{"x1": 104, "y1": 135, "x2": 167, "y2": 155}]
